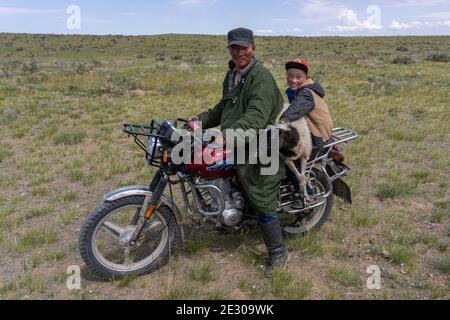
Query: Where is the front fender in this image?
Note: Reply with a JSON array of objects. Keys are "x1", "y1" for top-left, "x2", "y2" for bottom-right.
[{"x1": 104, "y1": 185, "x2": 184, "y2": 238}]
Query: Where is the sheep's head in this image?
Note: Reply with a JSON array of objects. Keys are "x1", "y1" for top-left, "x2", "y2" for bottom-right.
[{"x1": 265, "y1": 124, "x2": 300, "y2": 158}]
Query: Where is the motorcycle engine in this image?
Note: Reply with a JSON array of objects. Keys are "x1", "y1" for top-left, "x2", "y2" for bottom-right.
[{"x1": 210, "y1": 178, "x2": 244, "y2": 227}]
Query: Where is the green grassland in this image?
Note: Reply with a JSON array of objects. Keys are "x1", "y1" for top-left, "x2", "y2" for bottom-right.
[{"x1": 0, "y1": 33, "x2": 449, "y2": 299}]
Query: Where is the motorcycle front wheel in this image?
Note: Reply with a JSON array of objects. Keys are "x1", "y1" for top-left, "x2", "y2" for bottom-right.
[{"x1": 79, "y1": 195, "x2": 178, "y2": 278}]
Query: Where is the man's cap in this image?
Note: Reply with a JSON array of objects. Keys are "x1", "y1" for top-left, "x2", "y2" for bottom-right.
[
  {"x1": 285, "y1": 58, "x2": 310, "y2": 74},
  {"x1": 227, "y1": 28, "x2": 254, "y2": 48}
]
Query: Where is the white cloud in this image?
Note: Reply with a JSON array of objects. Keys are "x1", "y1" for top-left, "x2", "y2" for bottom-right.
[
  {"x1": 302, "y1": 0, "x2": 342, "y2": 15},
  {"x1": 375, "y1": 0, "x2": 448, "y2": 8},
  {"x1": 255, "y1": 29, "x2": 275, "y2": 34},
  {"x1": 390, "y1": 20, "x2": 411, "y2": 29},
  {"x1": 0, "y1": 7, "x2": 60, "y2": 14},
  {"x1": 281, "y1": 0, "x2": 344, "y2": 23},
  {"x1": 389, "y1": 19, "x2": 450, "y2": 29},
  {"x1": 177, "y1": 0, "x2": 221, "y2": 6},
  {"x1": 178, "y1": 0, "x2": 205, "y2": 6},
  {"x1": 412, "y1": 10, "x2": 450, "y2": 19},
  {"x1": 327, "y1": 7, "x2": 382, "y2": 33}
]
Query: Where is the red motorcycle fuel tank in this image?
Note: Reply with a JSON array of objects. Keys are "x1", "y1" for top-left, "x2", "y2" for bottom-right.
[{"x1": 185, "y1": 146, "x2": 235, "y2": 179}]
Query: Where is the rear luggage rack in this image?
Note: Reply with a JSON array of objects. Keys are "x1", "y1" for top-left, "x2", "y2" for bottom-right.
[
  {"x1": 325, "y1": 128, "x2": 358, "y2": 148},
  {"x1": 307, "y1": 128, "x2": 358, "y2": 168}
]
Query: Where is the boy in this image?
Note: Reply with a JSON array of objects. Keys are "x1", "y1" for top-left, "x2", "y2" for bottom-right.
[
  {"x1": 281, "y1": 58, "x2": 333, "y2": 209},
  {"x1": 281, "y1": 58, "x2": 333, "y2": 149}
]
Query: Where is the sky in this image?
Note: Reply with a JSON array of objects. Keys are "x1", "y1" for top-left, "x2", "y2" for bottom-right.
[{"x1": 0, "y1": 0, "x2": 449, "y2": 36}]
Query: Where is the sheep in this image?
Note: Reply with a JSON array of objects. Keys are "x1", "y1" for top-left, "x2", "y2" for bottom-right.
[{"x1": 267, "y1": 103, "x2": 313, "y2": 205}]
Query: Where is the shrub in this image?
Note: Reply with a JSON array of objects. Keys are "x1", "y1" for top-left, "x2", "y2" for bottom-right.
[
  {"x1": 0, "y1": 61, "x2": 21, "y2": 78},
  {"x1": 425, "y1": 53, "x2": 450, "y2": 63},
  {"x1": 72, "y1": 62, "x2": 91, "y2": 74},
  {"x1": 391, "y1": 56, "x2": 415, "y2": 65},
  {"x1": 367, "y1": 75, "x2": 398, "y2": 95},
  {"x1": 1, "y1": 108, "x2": 18, "y2": 123},
  {"x1": 21, "y1": 60, "x2": 38, "y2": 74},
  {"x1": 100, "y1": 75, "x2": 142, "y2": 96},
  {"x1": 30, "y1": 71, "x2": 50, "y2": 82}
]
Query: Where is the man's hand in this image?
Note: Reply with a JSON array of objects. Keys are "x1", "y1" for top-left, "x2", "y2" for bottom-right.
[{"x1": 187, "y1": 116, "x2": 199, "y2": 131}]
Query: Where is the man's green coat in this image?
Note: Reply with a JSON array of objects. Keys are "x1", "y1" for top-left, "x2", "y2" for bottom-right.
[{"x1": 198, "y1": 59, "x2": 286, "y2": 215}]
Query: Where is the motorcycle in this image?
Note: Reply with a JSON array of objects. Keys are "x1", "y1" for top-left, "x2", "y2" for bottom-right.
[{"x1": 79, "y1": 118, "x2": 357, "y2": 278}]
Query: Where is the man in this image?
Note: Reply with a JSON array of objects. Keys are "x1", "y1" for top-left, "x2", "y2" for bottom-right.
[{"x1": 190, "y1": 28, "x2": 289, "y2": 275}]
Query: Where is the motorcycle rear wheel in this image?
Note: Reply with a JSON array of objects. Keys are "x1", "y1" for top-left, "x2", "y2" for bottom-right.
[{"x1": 280, "y1": 168, "x2": 333, "y2": 236}]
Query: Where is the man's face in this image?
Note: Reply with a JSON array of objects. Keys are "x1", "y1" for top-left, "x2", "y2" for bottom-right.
[
  {"x1": 229, "y1": 44, "x2": 255, "y2": 70},
  {"x1": 286, "y1": 69, "x2": 307, "y2": 90}
]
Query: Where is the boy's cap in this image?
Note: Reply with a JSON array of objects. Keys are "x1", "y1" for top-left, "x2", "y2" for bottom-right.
[
  {"x1": 285, "y1": 58, "x2": 310, "y2": 74},
  {"x1": 227, "y1": 28, "x2": 254, "y2": 48}
]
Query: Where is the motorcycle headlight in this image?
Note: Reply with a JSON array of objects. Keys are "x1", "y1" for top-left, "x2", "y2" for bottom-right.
[{"x1": 148, "y1": 137, "x2": 163, "y2": 159}]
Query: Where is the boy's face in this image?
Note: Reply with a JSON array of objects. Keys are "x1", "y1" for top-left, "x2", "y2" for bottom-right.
[{"x1": 286, "y1": 68, "x2": 307, "y2": 90}]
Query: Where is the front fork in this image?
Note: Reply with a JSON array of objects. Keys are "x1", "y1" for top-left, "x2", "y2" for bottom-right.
[{"x1": 130, "y1": 171, "x2": 168, "y2": 244}]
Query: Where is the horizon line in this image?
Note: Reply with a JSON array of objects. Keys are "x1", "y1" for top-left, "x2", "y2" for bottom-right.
[{"x1": 1, "y1": 31, "x2": 449, "y2": 38}]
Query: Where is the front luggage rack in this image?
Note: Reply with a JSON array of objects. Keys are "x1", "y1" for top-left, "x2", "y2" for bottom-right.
[{"x1": 121, "y1": 120, "x2": 172, "y2": 167}]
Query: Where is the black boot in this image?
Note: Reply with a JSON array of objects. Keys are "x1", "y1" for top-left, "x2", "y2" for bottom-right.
[{"x1": 259, "y1": 218, "x2": 290, "y2": 276}]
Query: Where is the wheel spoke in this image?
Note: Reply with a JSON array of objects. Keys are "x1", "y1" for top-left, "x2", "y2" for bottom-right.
[
  {"x1": 123, "y1": 249, "x2": 135, "y2": 266},
  {"x1": 130, "y1": 208, "x2": 141, "y2": 225},
  {"x1": 101, "y1": 221, "x2": 123, "y2": 240},
  {"x1": 89, "y1": 203, "x2": 170, "y2": 274},
  {"x1": 138, "y1": 220, "x2": 163, "y2": 243},
  {"x1": 146, "y1": 220, "x2": 163, "y2": 232}
]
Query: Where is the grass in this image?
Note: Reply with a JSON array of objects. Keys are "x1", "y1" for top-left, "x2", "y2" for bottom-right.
[
  {"x1": 432, "y1": 259, "x2": 450, "y2": 275},
  {"x1": 411, "y1": 169, "x2": 431, "y2": 182},
  {"x1": 11, "y1": 227, "x2": 58, "y2": 253},
  {"x1": 0, "y1": 208, "x2": 23, "y2": 232},
  {"x1": 29, "y1": 174, "x2": 54, "y2": 187},
  {"x1": 182, "y1": 231, "x2": 215, "y2": 254},
  {"x1": 350, "y1": 207, "x2": 379, "y2": 228},
  {"x1": 286, "y1": 231, "x2": 324, "y2": 256},
  {"x1": 327, "y1": 264, "x2": 362, "y2": 288},
  {"x1": 239, "y1": 245, "x2": 265, "y2": 266},
  {"x1": 0, "y1": 280, "x2": 17, "y2": 297},
  {"x1": 0, "y1": 143, "x2": 13, "y2": 162},
  {"x1": 160, "y1": 283, "x2": 196, "y2": 300},
  {"x1": 0, "y1": 33, "x2": 449, "y2": 300},
  {"x1": 376, "y1": 181, "x2": 416, "y2": 200},
  {"x1": 431, "y1": 201, "x2": 449, "y2": 223},
  {"x1": 31, "y1": 186, "x2": 49, "y2": 197},
  {"x1": 0, "y1": 273, "x2": 47, "y2": 297},
  {"x1": 387, "y1": 245, "x2": 416, "y2": 267},
  {"x1": 207, "y1": 290, "x2": 228, "y2": 300},
  {"x1": 55, "y1": 209, "x2": 78, "y2": 226},
  {"x1": 53, "y1": 130, "x2": 87, "y2": 145},
  {"x1": 188, "y1": 262, "x2": 216, "y2": 283},
  {"x1": 25, "y1": 206, "x2": 54, "y2": 219},
  {"x1": 62, "y1": 191, "x2": 78, "y2": 202},
  {"x1": 270, "y1": 269, "x2": 313, "y2": 300},
  {"x1": 112, "y1": 274, "x2": 139, "y2": 288},
  {"x1": 0, "y1": 205, "x2": 15, "y2": 219}
]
